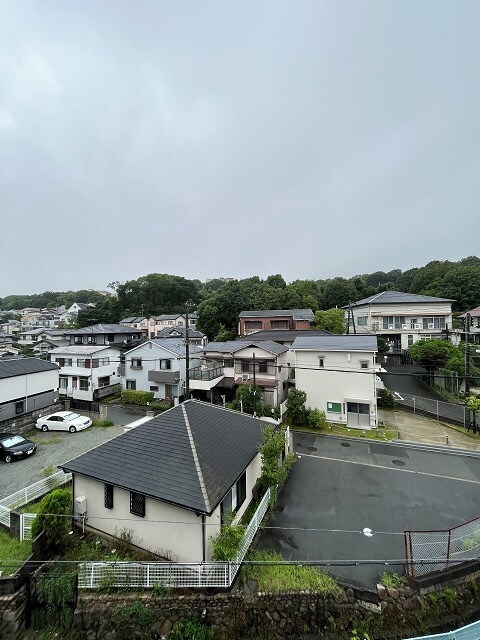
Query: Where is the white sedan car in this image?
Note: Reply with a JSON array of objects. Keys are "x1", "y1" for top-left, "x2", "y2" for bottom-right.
[{"x1": 36, "y1": 411, "x2": 92, "y2": 433}]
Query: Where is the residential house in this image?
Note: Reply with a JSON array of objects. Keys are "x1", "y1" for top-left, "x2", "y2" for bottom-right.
[
  {"x1": 0, "y1": 357, "x2": 59, "y2": 424},
  {"x1": 459, "y1": 307, "x2": 480, "y2": 345},
  {"x1": 189, "y1": 340, "x2": 290, "y2": 407},
  {"x1": 155, "y1": 326, "x2": 207, "y2": 347},
  {"x1": 238, "y1": 309, "x2": 314, "y2": 337},
  {"x1": 119, "y1": 317, "x2": 149, "y2": 337},
  {"x1": 122, "y1": 339, "x2": 201, "y2": 402},
  {"x1": 290, "y1": 335, "x2": 378, "y2": 429},
  {"x1": 60, "y1": 401, "x2": 276, "y2": 562},
  {"x1": 17, "y1": 328, "x2": 50, "y2": 346},
  {"x1": 236, "y1": 329, "x2": 331, "y2": 348},
  {"x1": 0, "y1": 319, "x2": 22, "y2": 336},
  {"x1": 50, "y1": 345, "x2": 122, "y2": 402},
  {"x1": 64, "y1": 324, "x2": 143, "y2": 348},
  {"x1": 148, "y1": 313, "x2": 198, "y2": 338},
  {"x1": 344, "y1": 291, "x2": 455, "y2": 351}
]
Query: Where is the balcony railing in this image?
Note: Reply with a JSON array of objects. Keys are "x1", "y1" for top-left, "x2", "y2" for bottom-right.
[
  {"x1": 234, "y1": 364, "x2": 276, "y2": 377},
  {"x1": 189, "y1": 365, "x2": 224, "y2": 381}
]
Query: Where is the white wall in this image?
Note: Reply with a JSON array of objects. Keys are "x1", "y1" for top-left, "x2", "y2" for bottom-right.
[{"x1": 0, "y1": 368, "x2": 59, "y2": 403}]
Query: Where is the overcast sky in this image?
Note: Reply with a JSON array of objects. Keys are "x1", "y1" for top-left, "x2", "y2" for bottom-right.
[{"x1": 1, "y1": 1, "x2": 479, "y2": 297}]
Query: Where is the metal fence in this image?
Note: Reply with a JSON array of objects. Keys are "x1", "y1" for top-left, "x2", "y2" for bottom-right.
[
  {"x1": 405, "y1": 514, "x2": 480, "y2": 578},
  {"x1": 0, "y1": 471, "x2": 72, "y2": 530},
  {"x1": 78, "y1": 487, "x2": 272, "y2": 590},
  {"x1": 20, "y1": 513, "x2": 38, "y2": 541},
  {"x1": 394, "y1": 393, "x2": 468, "y2": 428},
  {"x1": 405, "y1": 618, "x2": 480, "y2": 640}
]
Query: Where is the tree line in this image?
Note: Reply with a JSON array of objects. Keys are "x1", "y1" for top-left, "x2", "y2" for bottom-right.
[{"x1": 2, "y1": 256, "x2": 479, "y2": 340}]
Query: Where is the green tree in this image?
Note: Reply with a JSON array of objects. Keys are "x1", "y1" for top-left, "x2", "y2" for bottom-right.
[
  {"x1": 31, "y1": 488, "x2": 72, "y2": 555},
  {"x1": 321, "y1": 277, "x2": 358, "y2": 310},
  {"x1": 230, "y1": 385, "x2": 269, "y2": 417},
  {"x1": 313, "y1": 308, "x2": 345, "y2": 333},
  {"x1": 466, "y1": 395, "x2": 480, "y2": 427},
  {"x1": 286, "y1": 388, "x2": 307, "y2": 425},
  {"x1": 409, "y1": 339, "x2": 459, "y2": 373},
  {"x1": 258, "y1": 425, "x2": 293, "y2": 490},
  {"x1": 214, "y1": 323, "x2": 235, "y2": 342},
  {"x1": 306, "y1": 408, "x2": 328, "y2": 429}
]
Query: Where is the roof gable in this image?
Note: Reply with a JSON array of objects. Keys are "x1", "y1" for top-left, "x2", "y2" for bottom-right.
[
  {"x1": 0, "y1": 357, "x2": 59, "y2": 379},
  {"x1": 291, "y1": 335, "x2": 378, "y2": 352}
]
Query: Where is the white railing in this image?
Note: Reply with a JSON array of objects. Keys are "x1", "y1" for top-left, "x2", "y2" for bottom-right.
[
  {"x1": 20, "y1": 513, "x2": 38, "y2": 541},
  {"x1": 78, "y1": 487, "x2": 272, "y2": 590},
  {"x1": 0, "y1": 470, "x2": 72, "y2": 529}
]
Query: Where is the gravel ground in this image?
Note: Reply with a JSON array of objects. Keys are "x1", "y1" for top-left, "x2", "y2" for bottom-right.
[{"x1": 0, "y1": 424, "x2": 125, "y2": 499}]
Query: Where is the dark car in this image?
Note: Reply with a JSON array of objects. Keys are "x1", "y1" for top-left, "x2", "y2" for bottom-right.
[{"x1": 0, "y1": 433, "x2": 37, "y2": 463}]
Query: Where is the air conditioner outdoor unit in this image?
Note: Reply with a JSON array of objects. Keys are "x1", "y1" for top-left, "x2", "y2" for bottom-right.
[
  {"x1": 414, "y1": 324, "x2": 421, "y2": 329},
  {"x1": 388, "y1": 325, "x2": 394, "y2": 330},
  {"x1": 402, "y1": 324, "x2": 408, "y2": 330},
  {"x1": 242, "y1": 373, "x2": 250, "y2": 382},
  {"x1": 428, "y1": 323, "x2": 434, "y2": 329}
]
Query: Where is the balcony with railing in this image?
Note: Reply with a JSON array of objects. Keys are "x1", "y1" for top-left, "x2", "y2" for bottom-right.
[
  {"x1": 234, "y1": 363, "x2": 276, "y2": 378},
  {"x1": 189, "y1": 364, "x2": 225, "y2": 390}
]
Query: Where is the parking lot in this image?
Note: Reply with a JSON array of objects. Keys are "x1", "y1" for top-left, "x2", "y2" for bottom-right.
[
  {"x1": 0, "y1": 405, "x2": 146, "y2": 499},
  {"x1": 257, "y1": 432, "x2": 480, "y2": 588}
]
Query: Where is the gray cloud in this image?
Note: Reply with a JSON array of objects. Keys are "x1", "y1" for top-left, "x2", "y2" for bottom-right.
[{"x1": 1, "y1": 0, "x2": 479, "y2": 296}]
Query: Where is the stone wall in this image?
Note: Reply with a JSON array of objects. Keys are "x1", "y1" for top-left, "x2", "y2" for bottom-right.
[
  {"x1": 71, "y1": 575, "x2": 480, "y2": 640},
  {"x1": 0, "y1": 586, "x2": 26, "y2": 640}
]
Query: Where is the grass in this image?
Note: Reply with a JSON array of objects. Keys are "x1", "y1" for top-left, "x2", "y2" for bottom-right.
[
  {"x1": 380, "y1": 571, "x2": 406, "y2": 588},
  {"x1": 243, "y1": 550, "x2": 342, "y2": 594},
  {"x1": 0, "y1": 530, "x2": 32, "y2": 576},
  {"x1": 91, "y1": 419, "x2": 115, "y2": 428},
  {"x1": 290, "y1": 421, "x2": 398, "y2": 441},
  {"x1": 63, "y1": 530, "x2": 158, "y2": 563},
  {"x1": 28, "y1": 434, "x2": 62, "y2": 444}
]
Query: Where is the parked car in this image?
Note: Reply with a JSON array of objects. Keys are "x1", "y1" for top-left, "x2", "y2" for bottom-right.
[
  {"x1": 0, "y1": 433, "x2": 37, "y2": 463},
  {"x1": 36, "y1": 411, "x2": 92, "y2": 433}
]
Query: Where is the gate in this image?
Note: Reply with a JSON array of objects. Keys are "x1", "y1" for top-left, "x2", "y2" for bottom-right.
[{"x1": 26, "y1": 568, "x2": 78, "y2": 630}]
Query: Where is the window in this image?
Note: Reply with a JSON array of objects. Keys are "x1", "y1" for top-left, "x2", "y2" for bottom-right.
[
  {"x1": 79, "y1": 377, "x2": 89, "y2": 391},
  {"x1": 15, "y1": 401, "x2": 25, "y2": 415},
  {"x1": 422, "y1": 317, "x2": 445, "y2": 330},
  {"x1": 159, "y1": 359, "x2": 171, "y2": 370},
  {"x1": 74, "y1": 336, "x2": 83, "y2": 344},
  {"x1": 360, "y1": 360, "x2": 369, "y2": 369},
  {"x1": 383, "y1": 316, "x2": 405, "y2": 330},
  {"x1": 223, "y1": 358, "x2": 233, "y2": 368},
  {"x1": 59, "y1": 377, "x2": 68, "y2": 389},
  {"x1": 318, "y1": 356, "x2": 325, "y2": 368},
  {"x1": 87, "y1": 336, "x2": 96, "y2": 344},
  {"x1": 131, "y1": 358, "x2": 142, "y2": 369},
  {"x1": 130, "y1": 492, "x2": 145, "y2": 517},
  {"x1": 97, "y1": 357, "x2": 110, "y2": 366},
  {"x1": 408, "y1": 334, "x2": 414, "y2": 347},
  {"x1": 77, "y1": 359, "x2": 91, "y2": 368},
  {"x1": 126, "y1": 380, "x2": 136, "y2": 390},
  {"x1": 327, "y1": 402, "x2": 342, "y2": 413},
  {"x1": 98, "y1": 376, "x2": 110, "y2": 387},
  {"x1": 221, "y1": 471, "x2": 247, "y2": 523},
  {"x1": 107, "y1": 334, "x2": 115, "y2": 343},
  {"x1": 150, "y1": 386, "x2": 159, "y2": 392},
  {"x1": 258, "y1": 360, "x2": 268, "y2": 373},
  {"x1": 270, "y1": 320, "x2": 288, "y2": 330},
  {"x1": 357, "y1": 316, "x2": 368, "y2": 326},
  {"x1": 55, "y1": 358, "x2": 72, "y2": 367},
  {"x1": 104, "y1": 484, "x2": 114, "y2": 509}
]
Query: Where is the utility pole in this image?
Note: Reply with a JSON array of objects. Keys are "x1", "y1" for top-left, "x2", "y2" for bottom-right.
[
  {"x1": 252, "y1": 352, "x2": 257, "y2": 416},
  {"x1": 184, "y1": 302, "x2": 194, "y2": 401},
  {"x1": 465, "y1": 313, "x2": 471, "y2": 397}
]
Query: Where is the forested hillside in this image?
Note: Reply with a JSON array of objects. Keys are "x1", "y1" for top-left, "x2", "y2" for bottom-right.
[{"x1": 2, "y1": 257, "x2": 479, "y2": 340}]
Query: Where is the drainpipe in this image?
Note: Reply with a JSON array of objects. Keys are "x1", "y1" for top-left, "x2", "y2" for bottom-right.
[{"x1": 202, "y1": 515, "x2": 206, "y2": 562}]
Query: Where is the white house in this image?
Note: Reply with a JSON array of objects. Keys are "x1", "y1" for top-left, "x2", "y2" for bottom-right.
[
  {"x1": 345, "y1": 291, "x2": 455, "y2": 351},
  {"x1": 0, "y1": 357, "x2": 59, "y2": 424},
  {"x1": 50, "y1": 345, "x2": 122, "y2": 402},
  {"x1": 460, "y1": 307, "x2": 480, "y2": 345},
  {"x1": 122, "y1": 339, "x2": 202, "y2": 402},
  {"x1": 290, "y1": 335, "x2": 378, "y2": 429},
  {"x1": 60, "y1": 401, "x2": 275, "y2": 562},
  {"x1": 189, "y1": 340, "x2": 291, "y2": 407}
]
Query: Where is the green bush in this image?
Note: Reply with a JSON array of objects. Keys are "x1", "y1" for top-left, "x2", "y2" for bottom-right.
[
  {"x1": 91, "y1": 419, "x2": 114, "y2": 427},
  {"x1": 377, "y1": 388, "x2": 396, "y2": 409},
  {"x1": 150, "y1": 401, "x2": 171, "y2": 412},
  {"x1": 306, "y1": 408, "x2": 328, "y2": 429},
  {"x1": 210, "y1": 518, "x2": 245, "y2": 561},
  {"x1": 121, "y1": 390, "x2": 155, "y2": 406},
  {"x1": 380, "y1": 571, "x2": 405, "y2": 588},
  {"x1": 286, "y1": 389, "x2": 307, "y2": 425},
  {"x1": 169, "y1": 618, "x2": 214, "y2": 640},
  {"x1": 31, "y1": 489, "x2": 72, "y2": 555}
]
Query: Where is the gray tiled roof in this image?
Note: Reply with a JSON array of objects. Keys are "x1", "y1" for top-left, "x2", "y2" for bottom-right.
[
  {"x1": 291, "y1": 335, "x2": 378, "y2": 352},
  {"x1": 0, "y1": 357, "x2": 59, "y2": 379},
  {"x1": 120, "y1": 317, "x2": 146, "y2": 323},
  {"x1": 347, "y1": 291, "x2": 455, "y2": 307},
  {"x1": 239, "y1": 309, "x2": 314, "y2": 320},
  {"x1": 155, "y1": 327, "x2": 205, "y2": 340},
  {"x1": 49, "y1": 345, "x2": 113, "y2": 355},
  {"x1": 126, "y1": 339, "x2": 201, "y2": 356},
  {"x1": 204, "y1": 340, "x2": 288, "y2": 356},
  {"x1": 61, "y1": 401, "x2": 265, "y2": 515},
  {"x1": 65, "y1": 324, "x2": 143, "y2": 335}
]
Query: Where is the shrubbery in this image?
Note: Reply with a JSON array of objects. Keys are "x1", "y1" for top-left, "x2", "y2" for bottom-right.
[
  {"x1": 377, "y1": 388, "x2": 396, "y2": 409},
  {"x1": 121, "y1": 390, "x2": 155, "y2": 406},
  {"x1": 31, "y1": 488, "x2": 72, "y2": 555}
]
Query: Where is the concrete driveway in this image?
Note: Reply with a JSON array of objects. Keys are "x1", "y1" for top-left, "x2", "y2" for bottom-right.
[
  {"x1": 380, "y1": 365, "x2": 444, "y2": 401},
  {"x1": 256, "y1": 432, "x2": 480, "y2": 589}
]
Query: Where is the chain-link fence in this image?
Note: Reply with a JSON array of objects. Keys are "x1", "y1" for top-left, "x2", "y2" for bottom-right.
[
  {"x1": 394, "y1": 393, "x2": 470, "y2": 427},
  {"x1": 405, "y1": 514, "x2": 480, "y2": 578}
]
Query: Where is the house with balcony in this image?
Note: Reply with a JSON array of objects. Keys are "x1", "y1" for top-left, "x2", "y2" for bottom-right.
[
  {"x1": 290, "y1": 335, "x2": 379, "y2": 429},
  {"x1": 0, "y1": 357, "x2": 59, "y2": 426},
  {"x1": 121, "y1": 339, "x2": 202, "y2": 402},
  {"x1": 154, "y1": 326, "x2": 207, "y2": 346},
  {"x1": 50, "y1": 345, "x2": 122, "y2": 402},
  {"x1": 236, "y1": 329, "x2": 331, "y2": 347},
  {"x1": 344, "y1": 291, "x2": 455, "y2": 351},
  {"x1": 119, "y1": 317, "x2": 149, "y2": 337},
  {"x1": 147, "y1": 313, "x2": 198, "y2": 338},
  {"x1": 189, "y1": 340, "x2": 290, "y2": 407},
  {"x1": 64, "y1": 324, "x2": 143, "y2": 349},
  {"x1": 238, "y1": 309, "x2": 314, "y2": 337},
  {"x1": 459, "y1": 307, "x2": 480, "y2": 345}
]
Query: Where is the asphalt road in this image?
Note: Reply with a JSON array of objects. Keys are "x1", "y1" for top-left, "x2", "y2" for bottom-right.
[
  {"x1": 380, "y1": 366, "x2": 444, "y2": 401},
  {"x1": 256, "y1": 432, "x2": 480, "y2": 588}
]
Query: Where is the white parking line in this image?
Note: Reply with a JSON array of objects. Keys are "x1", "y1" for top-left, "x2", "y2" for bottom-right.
[{"x1": 297, "y1": 452, "x2": 480, "y2": 485}]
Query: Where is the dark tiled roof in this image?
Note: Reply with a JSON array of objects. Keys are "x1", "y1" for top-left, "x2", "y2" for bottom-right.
[
  {"x1": 239, "y1": 309, "x2": 314, "y2": 320},
  {"x1": 65, "y1": 324, "x2": 143, "y2": 335},
  {"x1": 204, "y1": 340, "x2": 288, "y2": 356},
  {"x1": 347, "y1": 291, "x2": 455, "y2": 308},
  {"x1": 155, "y1": 327, "x2": 205, "y2": 340},
  {"x1": 61, "y1": 401, "x2": 265, "y2": 515},
  {"x1": 120, "y1": 317, "x2": 146, "y2": 323},
  {"x1": 0, "y1": 357, "x2": 59, "y2": 379},
  {"x1": 291, "y1": 335, "x2": 378, "y2": 351},
  {"x1": 460, "y1": 307, "x2": 480, "y2": 318},
  {"x1": 237, "y1": 330, "x2": 331, "y2": 342}
]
